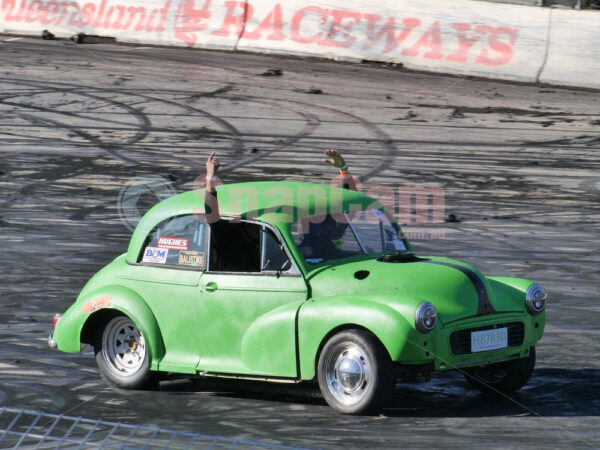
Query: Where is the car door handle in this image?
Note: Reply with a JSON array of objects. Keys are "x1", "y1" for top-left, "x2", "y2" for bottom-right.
[{"x1": 204, "y1": 282, "x2": 218, "y2": 292}]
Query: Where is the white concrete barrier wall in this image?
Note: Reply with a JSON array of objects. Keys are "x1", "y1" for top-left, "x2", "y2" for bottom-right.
[
  {"x1": 0, "y1": 0, "x2": 599, "y2": 89},
  {"x1": 238, "y1": 0, "x2": 550, "y2": 82},
  {"x1": 539, "y1": 9, "x2": 600, "y2": 90},
  {"x1": 0, "y1": 0, "x2": 243, "y2": 49}
]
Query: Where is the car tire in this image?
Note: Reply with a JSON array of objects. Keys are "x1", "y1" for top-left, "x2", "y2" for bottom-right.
[
  {"x1": 464, "y1": 346, "x2": 536, "y2": 394},
  {"x1": 317, "y1": 329, "x2": 394, "y2": 414},
  {"x1": 95, "y1": 315, "x2": 155, "y2": 389}
]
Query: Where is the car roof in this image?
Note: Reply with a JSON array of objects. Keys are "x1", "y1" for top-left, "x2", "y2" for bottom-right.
[
  {"x1": 145, "y1": 181, "x2": 380, "y2": 223},
  {"x1": 126, "y1": 181, "x2": 384, "y2": 262}
]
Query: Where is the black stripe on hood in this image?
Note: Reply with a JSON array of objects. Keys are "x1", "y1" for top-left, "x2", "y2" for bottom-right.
[{"x1": 424, "y1": 260, "x2": 495, "y2": 315}]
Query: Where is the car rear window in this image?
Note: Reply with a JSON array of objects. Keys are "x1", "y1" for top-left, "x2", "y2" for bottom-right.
[{"x1": 140, "y1": 214, "x2": 208, "y2": 268}]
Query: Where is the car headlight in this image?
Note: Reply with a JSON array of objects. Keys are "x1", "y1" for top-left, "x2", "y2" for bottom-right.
[
  {"x1": 526, "y1": 284, "x2": 547, "y2": 314},
  {"x1": 416, "y1": 302, "x2": 437, "y2": 332}
]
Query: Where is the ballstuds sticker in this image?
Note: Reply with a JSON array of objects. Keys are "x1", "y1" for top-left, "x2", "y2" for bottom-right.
[{"x1": 178, "y1": 251, "x2": 205, "y2": 267}]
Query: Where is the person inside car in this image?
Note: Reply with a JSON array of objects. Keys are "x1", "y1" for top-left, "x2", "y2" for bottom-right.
[{"x1": 204, "y1": 149, "x2": 357, "y2": 264}]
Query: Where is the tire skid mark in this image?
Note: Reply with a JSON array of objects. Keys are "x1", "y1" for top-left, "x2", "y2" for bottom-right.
[
  {"x1": 311, "y1": 103, "x2": 396, "y2": 182},
  {"x1": 11, "y1": 77, "x2": 244, "y2": 152},
  {"x1": 180, "y1": 58, "x2": 398, "y2": 174},
  {"x1": 18, "y1": 111, "x2": 139, "y2": 165},
  {"x1": 450, "y1": 225, "x2": 530, "y2": 253},
  {"x1": 1, "y1": 80, "x2": 243, "y2": 172},
  {"x1": 15, "y1": 82, "x2": 250, "y2": 168},
  {"x1": 1, "y1": 79, "x2": 149, "y2": 165},
  {"x1": 0, "y1": 154, "x2": 116, "y2": 211},
  {"x1": 136, "y1": 91, "x2": 246, "y2": 158},
  {"x1": 0, "y1": 357, "x2": 97, "y2": 378},
  {"x1": 217, "y1": 97, "x2": 321, "y2": 174},
  {"x1": 0, "y1": 113, "x2": 139, "y2": 213},
  {"x1": 227, "y1": 95, "x2": 397, "y2": 182},
  {"x1": 3, "y1": 78, "x2": 150, "y2": 127},
  {"x1": 0, "y1": 97, "x2": 147, "y2": 136},
  {"x1": 126, "y1": 91, "x2": 319, "y2": 173},
  {"x1": 1, "y1": 78, "x2": 241, "y2": 171},
  {"x1": 0, "y1": 381, "x2": 69, "y2": 410},
  {"x1": 1, "y1": 78, "x2": 320, "y2": 203},
  {"x1": 388, "y1": 120, "x2": 600, "y2": 135},
  {"x1": 0, "y1": 145, "x2": 126, "y2": 214},
  {"x1": 186, "y1": 84, "x2": 235, "y2": 101}
]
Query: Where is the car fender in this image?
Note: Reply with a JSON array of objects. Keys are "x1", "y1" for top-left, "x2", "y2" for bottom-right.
[
  {"x1": 487, "y1": 276, "x2": 546, "y2": 344},
  {"x1": 486, "y1": 276, "x2": 534, "y2": 312},
  {"x1": 297, "y1": 296, "x2": 417, "y2": 380},
  {"x1": 53, "y1": 285, "x2": 165, "y2": 370}
]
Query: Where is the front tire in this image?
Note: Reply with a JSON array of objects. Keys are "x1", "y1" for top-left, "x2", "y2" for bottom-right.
[
  {"x1": 95, "y1": 315, "x2": 154, "y2": 389},
  {"x1": 464, "y1": 346, "x2": 536, "y2": 394},
  {"x1": 317, "y1": 329, "x2": 394, "y2": 414}
]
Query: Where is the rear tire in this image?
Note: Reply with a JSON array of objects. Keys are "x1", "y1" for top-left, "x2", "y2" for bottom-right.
[
  {"x1": 95, "y1": 315, "x2": 155, "y2": 389},
  {"x1": 464, "y1": 347, "x2": 536, "y2": 394},
  {"x1": 317, "y1": 329, "x2": 394, "y2": 414}
]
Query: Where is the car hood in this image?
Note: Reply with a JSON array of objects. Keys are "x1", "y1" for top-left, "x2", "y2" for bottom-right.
[{"x1": 307, "y1": 256, "x2": 511, "y2": 324}]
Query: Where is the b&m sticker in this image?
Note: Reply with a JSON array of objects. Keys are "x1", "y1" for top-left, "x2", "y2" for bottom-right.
[
  {"x1": 158, "y1": 237, "x2": 188, "y2": 250},
  {"x1": 143, "y1": 247, "x2": 168, "y2": 264}
]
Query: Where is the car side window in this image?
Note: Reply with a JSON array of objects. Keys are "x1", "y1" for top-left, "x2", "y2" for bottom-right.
[
  {"x1": 207, "y1": 220, "x2": 293, "y2": 274},
  {"x1": 209, "y1": 220, "x2": 261, "y2": 272},
  {"x1": 261, "y1": 228, "x2": 292, "y2": 273},
  {"x1": 140, "y1": 215, "x2": 208, "y2": 269}
]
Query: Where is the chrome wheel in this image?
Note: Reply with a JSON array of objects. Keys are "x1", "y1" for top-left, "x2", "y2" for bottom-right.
[
  {"x1": 325, "y1": 342, "x2": 372, "y2": 406},
  {"x1": 100, "y1": 316, "x2": 146, "y2": 377},
  {"x1": 318, "y1": 330, "x2": 393, "y2": 414}
]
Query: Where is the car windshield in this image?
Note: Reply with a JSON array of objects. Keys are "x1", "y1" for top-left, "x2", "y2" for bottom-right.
[{"x1": 291, "y1": 208, "x2": 408, "y2": 265}]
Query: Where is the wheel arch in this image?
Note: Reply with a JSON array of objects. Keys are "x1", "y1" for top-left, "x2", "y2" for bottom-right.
[
  {"x1": 78, "y1": 285, "x2": 166, "y2": 370},
  {"x1": 297, "y1": 296, "x2": 414, "y2": 380},
  {"x1": 81, "y1": 308, "x2": 122, "y2": 345},
  {"x1": 312, "y1": 324, "x2": 387, "y2": 381}
]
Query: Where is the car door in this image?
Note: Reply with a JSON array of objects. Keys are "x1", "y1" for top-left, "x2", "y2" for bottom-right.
[
  {"x1": 196, "y1": 220, "x2": 307, "y2": 378},
  {"x1": 121, "y1": 214, "x2": 208, "y2": 374}
]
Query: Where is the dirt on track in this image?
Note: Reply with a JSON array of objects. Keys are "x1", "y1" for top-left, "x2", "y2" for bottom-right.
[{"x1": 0, "y1": 36, "x2": 599, "y2": 449}]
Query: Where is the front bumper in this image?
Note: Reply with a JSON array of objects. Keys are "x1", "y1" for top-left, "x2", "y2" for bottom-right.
[
  {"x1": 392, "y1": 312, "x2": 544, "y2": 372},
  {"x1": 430, "y1": 312, "x2": 544, "y2": 371}
]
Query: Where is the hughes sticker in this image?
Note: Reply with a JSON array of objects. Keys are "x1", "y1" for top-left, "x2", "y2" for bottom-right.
[
  {"x1": 178, "y1": 251, "x2": 205, "y2": 267},
  {"x1": 158, "y1": 237, "x2": 189, "y2": 250},
  {"x1": 82, "y1": 295, "x2": 112, "y2": 314},
  {"x1": 143, "y1": 247, "x2": 169, "y2": 263}
]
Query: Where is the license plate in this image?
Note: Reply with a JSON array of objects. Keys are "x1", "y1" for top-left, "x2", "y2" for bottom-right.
[{"x1": 471, "y1": 327, "x2": 508, "y2": 353}]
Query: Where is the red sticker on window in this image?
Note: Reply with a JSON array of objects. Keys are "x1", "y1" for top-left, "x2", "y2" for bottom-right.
[{"x1": 157, "y1": 237, "x2": 189, "y2": 250}]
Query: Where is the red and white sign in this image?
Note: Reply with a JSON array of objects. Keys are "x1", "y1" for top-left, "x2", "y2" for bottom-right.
[
  {"x1": 3, "y1": 0, "x2": 595, "y2": 87},
  {"x1": 158, "y1": 236, "x2": 189, "y2": 250},
  {"x1": 238, "y1": 0, "x2": 549, "y2": 82}
]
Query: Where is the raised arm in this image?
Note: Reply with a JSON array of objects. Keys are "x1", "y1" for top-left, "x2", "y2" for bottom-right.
[
  {"x1": 323, "y1": 148, "x2": 357, "y2": 191},
  {"x1": 205, "y1": 152, "x2": 221, "y2": 222}
]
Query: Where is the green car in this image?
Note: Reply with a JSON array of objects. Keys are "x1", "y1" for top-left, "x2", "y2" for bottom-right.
[{"x1": 49, "y1": 181, "x2": 546, "y2": 414}]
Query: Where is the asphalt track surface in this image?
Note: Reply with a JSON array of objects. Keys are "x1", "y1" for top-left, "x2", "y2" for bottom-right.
[{"x1": 0, "y1": 36, "x2": 599, "y2": 449}]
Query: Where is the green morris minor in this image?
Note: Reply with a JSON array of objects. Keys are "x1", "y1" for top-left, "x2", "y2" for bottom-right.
[{"x1": 49, "y1": 181, "x2": 546, "y2": 413}]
